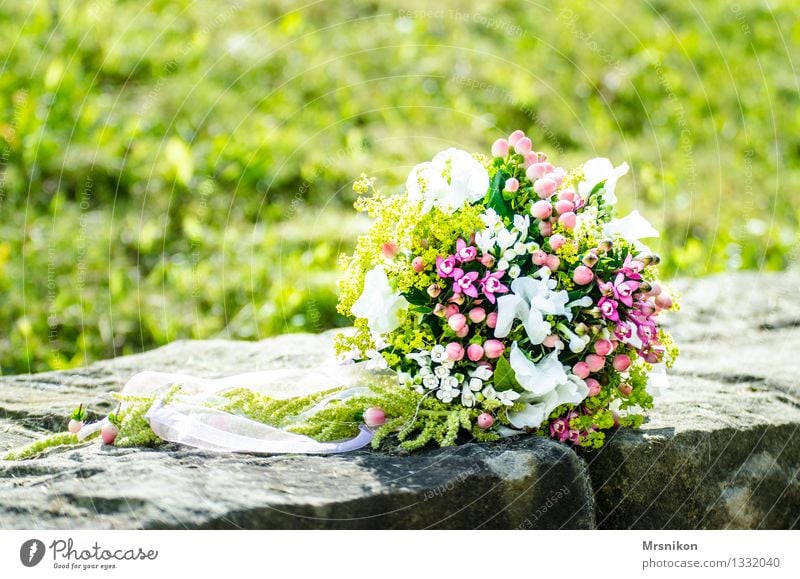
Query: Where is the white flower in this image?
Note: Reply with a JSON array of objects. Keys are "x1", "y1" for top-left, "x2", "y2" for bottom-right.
[
  {"x1": 351, "y1": 266, "x2": 410, "y2": 334},
  {"x1": 436, "y1": 381, "x2": 461, "y2": 403},
  {"x1": 496, "y1": 228, "x2": 518, "y2": 250},
  {"x1": 364, "y1": 349, "x2": 388, "y2": 371},
  {"x1": 406, "y1": 148, "x2": 489, "y2": 214},
  {"x1": 470, "y1": 365, "x2": 493, "y2": 381},
  {"x1": 508, "y1": 343, "x2": 568, "y2": 396},
  {"x1": 512, "y1": 241, "x2": 527, "y2": 255},
  {"x1": 419, "y1": 366, "x2": 433, "y2": 377},
  {"x1": 508, "y1": 375, "x2": 589, "y2": 429},
  {"x1": 513, "y1": 214, "x2": 530, "y2": 239},
  {"x1": 508, "y1": 265, "x2": 521, "y2": 279},
  {"x1": 423, "y1": 375, "x2": 439, "y2": 390},
  {"x1": 475, "y1": 231, "x2": 495, "y2": 253},
  {"x1": 480, "y1": 208, "x2": 503, "y2": 230},
  {"x1": 430, "y1": 345, "x2": 447, "y2": 363},
  {"x1": 407, "y1": 351, "x2": 430, "y2": 366},
  {"x1": 578, "y1": 157, "x2": 629, "y2": 206},
  {"x1": 496, "y1": 389, "x2": 521, "y2": 406},
  {"x1": 484, "y1": 385, "x2": 521, "y2": 407},
  {"x1": 434, "y1": 365, "x2": 451, "y2": 378},
  {"x1": 526, "y1": 242, "x2": 539, "y2": 254},
  {"x1": 494, "y1": 276, "x2": 571, "y2": 344},
  {"x1": 461, "y1": 388, "x2": 476, "y2": 407},
  {"x1": 466, "y1": 377, "x2": 483, "y2": 392},
  {"x1": 497, "y1": 258, "x2": 510, "y2": 271},
  {"x1": 603, "y1": 210, "x2": 659, "y2": 243},
  {"x1": 440, "y1": 376, "x2": 460, "y2": 389}
]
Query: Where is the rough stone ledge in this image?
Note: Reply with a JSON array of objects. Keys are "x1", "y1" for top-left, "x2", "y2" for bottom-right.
[{"x1": 1, "y1": 272, "x2": 798, "y2": 529}]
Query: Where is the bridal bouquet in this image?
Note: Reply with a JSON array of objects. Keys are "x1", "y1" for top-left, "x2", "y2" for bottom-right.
[{"x1": 5, "y1": 129, "x2": 677, "y2": 460}]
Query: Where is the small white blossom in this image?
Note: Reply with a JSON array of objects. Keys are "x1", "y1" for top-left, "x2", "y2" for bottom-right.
[
  {"x1": 513, "y1": 241, "x2": 528, "y2": 255},
  {"x1": 513, "y1": 214, "x2": 530, "y2": 239},
  {"x1": 434, "y1": 365, "x2": 451, "y2": 378},
  {"x1": 423, "y1": 375, "x2": 439, "y2": 390},
  {"x1": 475, "y1": 231, "x2": 495, "y2": 253},
  {"x1": 364, "y1": 349, "x2": 388, "y2": 371},
  {"x1": 419, "y1": 366, "x2": 433, "y2": 377},
  {"x1": 497, "y1": 258, "x2": 510, "y2": 271},
  {"x1": 496, "y1": 228, "x2": 518, "y2": 250},
  {"x1": 480, "y1": 208, "x2": 503, "y2": 230},
  {"x1": 508, "y1": 265, "x2": 521, "y2": 279},
  {"x1": 496, "y1": 389, "x2": 521, "y2": 406},
  {"x1": 430, "y1": 345, "x2": 447, "y2": 363},
  {"x1": 470, "y1": 365, "x2": 493, "y2": 381}
]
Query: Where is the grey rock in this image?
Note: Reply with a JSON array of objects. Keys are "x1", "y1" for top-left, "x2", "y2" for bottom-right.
[{"x1": 1, "y1": 272, "x2": 798, "y2": 529}]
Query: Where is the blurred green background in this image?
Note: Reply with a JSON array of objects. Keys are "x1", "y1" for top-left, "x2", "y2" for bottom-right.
[{"x1": 0, "y1": 0, "x2": 797, "y2": 373}]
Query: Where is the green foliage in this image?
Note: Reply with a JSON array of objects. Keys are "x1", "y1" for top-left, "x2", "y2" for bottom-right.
[
  {"x1": 3, "y1": 432, "x2": 85, "y2": 461},
  {"x1": 0, "y1": 0, "x2": 797, "y2": 372}
]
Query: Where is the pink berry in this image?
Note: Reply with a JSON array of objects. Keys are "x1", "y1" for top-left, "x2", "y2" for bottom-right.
[
  {"x1": 612, "y1": 354, "x2": 632, "y2": 372},
  {"x1": 542, "y1": 334, "x2": 560, "y2": 348},
  {"x1": 558, "y1": 189, "x2": 576, "y2": 201},
  {"x1": 573, "y1": 362, "x2": 590, "y2": 379},
  {"x1": 514, "y1": 137, "x2": 532, "y2": 155},
  {"x1": 646, "y1": 282, "x2": 662, "y2": 297},
  {"x1": 504, "y1": 177, "x2": 520, "y2": 192},
  {"x1": 585, "y1": 354, "x2": 605, "y2": 373},
  {"x1": 467, "y1": 344, "x2": 484, "y2": 362},
  {"x1": 618, "y1": 383, "x2": 633, "y2": 397},
  {"x1": 545, "y1": 255, "x2": 560, "y2": 271},
  {"x1": 526, "y1": 162, "x2": 551, "y2": 180},
  {"x1": 448, "y1": 313, "x2": 467, "y2": 332},
  {"x1": 468, "y1": 307, "x2": 486, "y2": 323},
  {"x1": 531, "y1": 200, "x2": 553, "y2": 220},
  {"x1": 594, "y1": 339, "x2": 613, "y2": 356},
  {"x1": 477, "y1": 413, "x2": 495, "y2": 430},
  {"x1": 531, "y1": 250, "x2": 548, "y2": 266},
  {"x1": 491, "y1": 138, "x2": 510, "y2": 157},
  {"x1": 538, "y1": 220, "x2": 553, "y2": 237},
  {"x1": 523, "y1": 152, "x2": 538, "y2": 168},
  {"x1": 585, "y1": 378, "x2": 601, "y2": 397},
  {"x1": 412, "y1": 256, "x2": 425, "y2": 272},
  {"x1": 550, "y1": 234, "x2": 567, "y2": 250},
  {"x1": 484, "y1": 339, "x2": 505, "y2": 359},
  {"x1": 445, "y1": 304, "x2": 460, "y2": 318},
  {"x1": 558, "y1": 211, "x2": 577, "y2": 229},
  {"x1": 573, "y1": 265, "x2": 594, "y2": 285},
  {"x1": 508, "y1": 130, "x2": 525, "y2": 146},
  {"x1": 555, "y1": 199, "x2": 574, "y2": 215},
  {"x1": 655, "y1": 293, "x2": 673, "y2": 309},
  {"x1": 67, "y1": 420, "x2": 83, "y2": 434},
  {"x1": 364, "y1": 407, "x2": 386, "y2": 428},
  {"x1": 381, "y1": 242, "x2": 398, "y2": 259},
  {"x1": 533, "y1": 178, "x2": 557, "y2": 198},
  {"x1": 101, "y1": 423, "x2": 119, "y2": 445},
  {"x1": 446, "y1": 342, "x2": 465, "y2": 361},
  {"x1": 456, "y1": 326, "x2": 469, "y2": 338},
  {"x1": 486, "y1": 312, "x2": 498, "y2": 329}
]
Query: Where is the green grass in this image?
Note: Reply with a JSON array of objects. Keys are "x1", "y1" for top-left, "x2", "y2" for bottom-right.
[{"x1": 0, "y1": 0, "x2": 798, "y2": 373}]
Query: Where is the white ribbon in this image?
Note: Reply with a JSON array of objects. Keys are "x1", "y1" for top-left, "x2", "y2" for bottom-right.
[{"x1": 103, "y1": 364, "x2": 388, "y2": 454}]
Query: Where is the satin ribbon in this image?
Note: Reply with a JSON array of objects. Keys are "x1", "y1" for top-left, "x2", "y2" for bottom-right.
[{"x1": 90, "y1": 364, "x2": 387, "y2": 454}]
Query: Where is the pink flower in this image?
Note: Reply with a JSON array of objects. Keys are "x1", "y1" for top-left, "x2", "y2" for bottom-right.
[
  {"x1": 445, "y1": 342, "x2": 465, "y2": 361},
  {"x1": 448, "y1": 313, "x2": 467, "y2": 332},
  {"x1": 508, "y1": 130, "x2": 525, "y2": 146},
  {"x1": 613, "y1": 273, "x2": 640, "y2": 307},
  {"x1": 612, "y1": 354, "x2": 632, "y2": 372},
  {"x1": 598, "y1": 297, "x2": 621, "y2": 322},
  {"x1": 550, "y1": 418, "x2": 569, "y2": 442},
  {"x1": 573, "y1": 265, "x2": 594, "y2": 285},
  {"x1": 436, "y1": 255, "x2": 458, "y2": 278},
  {"x1": 455, "y1": 239, "x2": 477, "y2": 263},
  {"x1": 514, "y1": 137, "x2": 533, "y2": 155},
  {"x1": 453, "y1": 269, "x2": 480, "y2": 298},
  {"x1": 531, "y1": 200, "x2": 553, "y2": 220},
  {"x1": 479, "y1": 271, "x2": 509, "y2": 304}
]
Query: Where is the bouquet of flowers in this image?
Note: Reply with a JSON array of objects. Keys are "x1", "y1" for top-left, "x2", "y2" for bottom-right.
[
  {"x1": 333, "y1": 129, "x2": 678, "y2": 449},
  {"x1": 5, "y1": 129, "x2": 677, "y2": 460}
]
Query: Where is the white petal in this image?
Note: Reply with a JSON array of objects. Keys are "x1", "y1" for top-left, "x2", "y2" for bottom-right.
[
  {"x1": 509, "y1": 344, "x2": 568, "y2": 396},
  {"x1": 603, "y1": 210, "x2": 659, "y2": 241},
  {"x1": 494, "y1": 294, "x2": 528, "y2": 339},
  {"x1": 522, "y1": 308, "x2": 550, "y2": 345},
  {"x1": 508, "y1": 402, "x2": 548, "y2": 429}
]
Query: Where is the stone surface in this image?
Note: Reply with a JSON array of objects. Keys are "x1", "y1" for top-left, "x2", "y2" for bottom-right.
[{"x1": 1, "y1": 272, "x2": 798, "y2": 529}]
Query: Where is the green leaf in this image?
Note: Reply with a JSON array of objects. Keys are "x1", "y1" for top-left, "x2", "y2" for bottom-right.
[
  {"x1": 484, "y1": 171, "x2": 513, "y2": 220},
  {"x1": 403, "y1": 288, "x2": 430, "y2": 306},
  {"x1": 493, "y1": 355, "x2": 522, "y2": 391}
]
